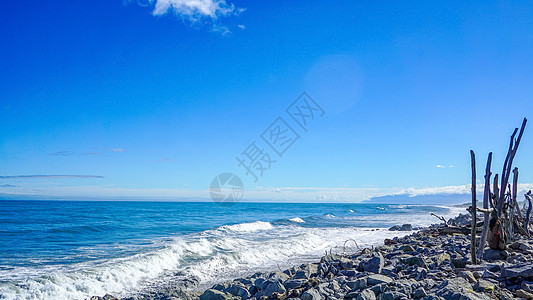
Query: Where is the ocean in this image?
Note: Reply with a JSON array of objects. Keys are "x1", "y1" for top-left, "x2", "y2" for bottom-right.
[{"x1": 0, "y1": 201, "x2": 465, "y2": 299}]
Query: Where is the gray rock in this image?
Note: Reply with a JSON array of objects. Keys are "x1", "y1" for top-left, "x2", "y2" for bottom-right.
[
  {"x1": 483, "y1": 249, "x2": 505, "y2": 261},
  {"x1": 399, "y1": 224, "x2": 413, "y2": 231},
  {"x1": 413, "y1": 287, "x2": 427, "y2": 299},
  {"x1": 389, "y1": 225, "x2": 401, "y2": 231},
  {"x1": 400, "y1": 245, "x2": 415, "y2": 252},
  {"x1": 401, "y1": 256, "x2": 428, "y2": 268},
  {"x1": 431, "y1": 253, "x2": 451, "y2": 266},
  {"x1": 301, "y1": 288, "x2": 322, "y2": 300},
  {"x1": 435, "y1": 277, "x2": 473, "y2": 299},
  {"x1": 283, "y1": 279, "x2": 306, "y2": 290},
  {"x1": 516, "y1": 289, "x2": 533, "y2": 299},
  {"x1": 473, "y1": 279, "x2": 494, "y2": 293},
  {"x1": 367, "y1": 274, "x2": 393, "y2": 286},
  {"x1": 356, "y1": 289, "x2": 376, "y2": 300},
  {"x1": 264, "y1": 280, "x2": 286, "y2": 296},
  {"x1": 200, "y1": 289, "x2": 233, "y2": 300},
  {"x1": 415, "y1": 268, "x2": 428, "y2": 280},
  {"x1": 370, "y1": 283, "x2": 387, "y2": 295},
  {"x1": 501, "y1": 262, "x2": 533, "y2": 278},
  {"x1": 269, "y1": 271, "x2": 290, "y2": 282},
  {"x1": 346, "y1": 277, "x2": 367, "y2": 291},
  {"x1": 381, "y1": 291, "x2": 408, "y2": 300},
  {"x1": 361, "y1": 252, "x2": 385, "y2": 274},
  {"x1": 521, "y1": 281, "x2": 533, "y2": 293},
  {"x1": 457, "y1": 270, "x2": 476, "y2": 283},
  {"x1": 341, "y1": 269, "x2": 357, "y2": 277}
]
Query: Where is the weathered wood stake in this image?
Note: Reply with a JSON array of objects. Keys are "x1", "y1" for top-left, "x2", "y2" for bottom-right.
[{"x1": 470, "y1": 150, "x2": 477, "y2": 264}]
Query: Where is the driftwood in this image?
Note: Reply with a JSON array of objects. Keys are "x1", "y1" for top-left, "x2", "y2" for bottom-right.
[
  {"x1": 469, "y1": 150, "x2": 477, "y2": 264},
  {"x1": 477, "y1": 152, "x2": 492, "y2": 262},
  {"x1": 525, "y1": 191, "x2": 532, "y2": 237},
  {"x1": 430, "y1": 213, "x2": 448, "y2": 226}
]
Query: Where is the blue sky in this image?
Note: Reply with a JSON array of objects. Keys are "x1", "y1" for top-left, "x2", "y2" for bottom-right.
[{"x1": 1, "y1": 0, "x2": 533, "y2": 202}]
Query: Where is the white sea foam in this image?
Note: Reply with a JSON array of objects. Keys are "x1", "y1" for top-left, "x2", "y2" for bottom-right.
[
  {"x1": 218, "y1": 221, "x2": 273, "y2": 232},
  {"x1": 288, "y1": 217, "x2": 305, "y2": 223},
  {"x1": 0, "y1": 206, "x2": 462, "y2": 300}
]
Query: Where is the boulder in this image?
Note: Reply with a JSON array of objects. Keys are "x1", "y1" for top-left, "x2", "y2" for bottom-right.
[
  {"x1": 401, "y1": 256, "x2": 428, "y2": 268},
  {"x1": 356, "y1": 289, "x2": 376, "y2": 300},
  {"x1": 501, "y1": 262, "x2": 533, "y2": 278},
  {"x1": 473, "y1": 279, "x2": 494, "y2": 293},
  {"x1": 263, "y1": 280, "x2": 286, "y2": 296},
  {"x1": 389, "y1": 225, "x2": 401, "y2": 231},
  {"x1": 200, "y1": 289, "x2": 233, "y2": 300},
  {"x1": 367, "y1": 274, "x2": 393, "y2": 286},
  {"x1": 458, "y1": 270, "x2": 477, "y2": 283},
  {"x1": 361, "y1": 252, "x2": 384, "y2": 274},
  {"x1": 301, "y1": 288, "x2": 322, "y2": 300},
  {"x1": 399, "y1": 224, "x2": 413, "y2": 231},
  {"x1": 283, "y1": 279, "x2": 306, "y2": 290},
  {"x1": 516, "y1": 289, "x2": 533, "y2": 299},
  {"x1": 483, "y1": 249, "x2": 505, "y2": 261},
  {"x1": 413, "y1": 287, "x2": 428, "y2": 299}
]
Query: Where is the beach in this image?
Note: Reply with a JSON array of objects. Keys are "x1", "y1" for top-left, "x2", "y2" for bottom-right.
[{"x1": 92, "y1": 212, "x2": 533, "y2": 300}]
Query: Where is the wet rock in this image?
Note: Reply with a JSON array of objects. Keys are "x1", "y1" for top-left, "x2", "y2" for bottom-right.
[
  {"x1": 501, "y1": 262, "x2": 533, "y2": 278},
  {"x1": 367, "y1": 274, "x2": 393, "y2": 286},
  {"x1": 270, "y1": 271, "x2": 291, "y2": 282},
  {"x1": 341, "y1": 269, "x2": 357, "y2": 277},
  {"x1": 399, "y1": 224, "x2": 413, "y2": 231},
  {"x1": 301, "y1": 288, "x2": 322, "y2": 300},
  {"x1": 200, "y1": 289, "x2": 233, "y2": 300},
  {"x1": 356, "y1": 289, "x2": 376, "y2": 300},
  {"x1": 389, "y1": 225, "x2": 401, "y2": 231},
  {"x1": 361, "y1": 252, "x2": 385, "y2": 274},
  {"x1": 473, "y1": 279, "x2": 494, "y2": 293}
]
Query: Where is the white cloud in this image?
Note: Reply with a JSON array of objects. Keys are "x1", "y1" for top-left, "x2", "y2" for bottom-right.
[
  {"x1": 436, "y1": 165, "x2": 446, "y2": 168},
  {"x1": 144, "y1": 0, "x2": 243, "y2": 32}
]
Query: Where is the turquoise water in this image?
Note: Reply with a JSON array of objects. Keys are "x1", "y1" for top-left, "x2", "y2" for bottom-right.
[{"x1": 0, "y1": 201, "x2": 463, "y2": 299}]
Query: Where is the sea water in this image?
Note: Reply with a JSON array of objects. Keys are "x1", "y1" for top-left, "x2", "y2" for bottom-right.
[{"x1": 0, "y1": 201, "x2": 465, "y2": 299}]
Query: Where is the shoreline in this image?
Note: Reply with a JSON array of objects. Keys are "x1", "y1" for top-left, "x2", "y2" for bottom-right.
[{"x1": 90, "y1": 210, "x2": 533, "y2": 300}]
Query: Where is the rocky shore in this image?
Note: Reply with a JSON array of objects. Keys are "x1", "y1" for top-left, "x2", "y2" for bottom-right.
[{"x1": 91, "y1": 213, "x2": 533, "y2": 300}]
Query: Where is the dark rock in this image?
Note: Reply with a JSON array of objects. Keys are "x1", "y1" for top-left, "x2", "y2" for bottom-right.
[
  {"x1": 283, "y1": 279, "x2": 306, "y2": 290},
  {"x1": 483, "y1": 249, "x2": 506, "y2": 261},
  {"x1": 416, "y1": 268, "x2": 428, "y2": 280},
  {"x1": 361, "y1": 252, "x2": 385, "y2": 274},
  {"x1": 341, "y1": 269, "x2": 357, "y2": 277},
  {"x1": 501, "y1": 262, "x2": 533, "y2": 278},
  {"x1": 370, "y1": 283, "x2": 387, "y2": 295},
  {"x1": 400, "y1": 245, "x2": 415, "y2": 252},
  {"x1": 401, "y1": 256, "x2": 428, "y2": 268},
  {"x1": 413, "y1": 287, "x2": 428, "y2": 299},
  {"x1": 522, "y1": 281, "x2": 533, "y2": 293},
  {"x1": 389, "y1": 225, "x2": 401, "y2": 231},
  {"x1": 381, "y1": 291, "x2": 408, "y2": 300},
  {"x1": 399, "y1": 224, "x2": 413, "y2": 231}
]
